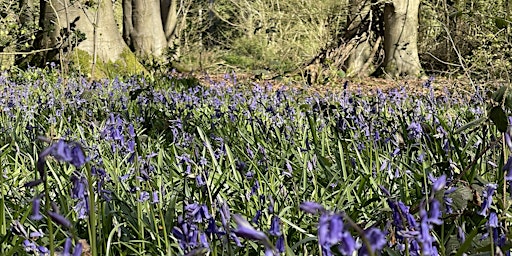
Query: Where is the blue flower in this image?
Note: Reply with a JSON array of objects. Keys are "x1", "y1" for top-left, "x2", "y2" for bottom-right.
[
  {"x1": 300, "y1": 201, "x2": 325, "y2": 215},
  {"x1": 407, "y1": 122, "x2": 423, "y2": 140},
  {"x1": 48, "y1": 211, "x2": 71, "y2": 228},
  {"x1": 30, "y1": 197, "x2": 43, "y2": 221},
  {"x1": 269, "y1": 216, "x2": 281, "y2": 236},
  {"x1": 431, "y1": 174, "x2": 447, "y2": 192},
  {"x1": 478, "y1": 183, "x2": 497, "y2": 216},
  {"x1": 358, "y1": 228, "x2": 387, "y2": 256},
  {"x1": 232, "y1": 214, "x2": 268, "y2": 241},
  {"x1": 276, "y1": 235, "x2": 285, "y2": 253}
]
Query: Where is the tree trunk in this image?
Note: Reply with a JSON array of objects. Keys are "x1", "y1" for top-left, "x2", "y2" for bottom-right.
[
  {"x1": 345, "y1": 0, "x2": 373, "y2": 77},
  {"x1": 36, "y1": 0, "x2": 141, "y2": 77},
  {"x1": 383, "y1": 0, "x2": 422, "y2": 77},
  {"x1": 128, "y1": 0, "x2": 168, "y2": 59}
]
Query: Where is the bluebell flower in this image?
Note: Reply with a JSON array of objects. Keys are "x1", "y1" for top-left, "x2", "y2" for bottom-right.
[
  {"x1": 457, "y1": 226, "x2": 465, "y2": 243},
  {"x1": 358, "y1": 228, "x2": 387, "y2": 256},
  {"x1": 252, "y1": 210, "x2": 262, "y2": 225},
  {"x1": 206, "y1": 218, "x2": 225, "y2": 236},
  {"x1": 62, "y1": 237, "x2": 72, "y2": 256},
  {"x1": 185, "y1": 203, "x2": 211, "y2": 222},
  {"x1": 48, "y1": 211, "x2": 71, "y2": 228},
  {"x1": 419, "y1": 209, "x2": 436, "y2": 255},
  {"x1": 172, "y1": 217, "x2": 200, "y2": 251},
  {"x1": 300, "y1": 201, "x2": 325, "y2": 214},
  {"x1": 489, "y1": 212, "x2": 498, "y2": 228},
  {"x1": 428, "y1": 200, "x2": 443, "y2": 225},
  {"x1": 478, "y1": 183, "x2": 497, "y2": 216},
  {"x1": 152, "y1": 191, "x2": 159, "y2": 204},
  {"x1": 138, "y1": 191, "x2": 150, "y2": 202},
  {"x1": 37, "y1": 245, "x2": 49, "y2": 255},
  {"x1": 431, "y1": 174, "x2": 447, "y2": 192},
  {"x1": 72, "y1": 242, "x2": 82, "y2": 256},
  {"x1": 269, "y1": 216, "x2": 281, "y2": 236},
  {"x1": 23, "y1": 239, "x2": 36, "y2": 252},
  {"x1": 407, "y1": 122, "x2": 423, "y2": 140},
  {"x1": 38, "y1": 140, "x2": 87, "y2": 171},
  {"x1": 276, "y1": 235, "x2": 285, "y2": 253},
  {"x1": 31, "y1": 197, "x2": 43, "y2": 221},
  {"x1": 232, "y1": 214, "x2": 268, "y2": 241}
]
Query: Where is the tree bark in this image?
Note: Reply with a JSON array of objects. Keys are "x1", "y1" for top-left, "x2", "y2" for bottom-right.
[
  {"x1": 129, "y1": 0, "x2": 168, "y2": 58},
  {"x1": 345, "y1": 0, "x2": 373, "y2": 77},
  {"x1": 383, "y1": 0, "x2": 422, "y2": 77},
  {"x1": 38, "y1": 0, "x2": 128, "y2": 62}
]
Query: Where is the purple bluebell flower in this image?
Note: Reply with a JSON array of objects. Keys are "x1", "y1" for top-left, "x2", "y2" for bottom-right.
[
  {"x1": 195, "y1": 175, "x2": 205, "y2": 187},
  {"x1": 63, "y1": 237, "x2": 72, "y2": 256},
  {"x1": 138, "y1": 191, "x2": 150, "y2": 202},
  {"x1": 48, "y1": 211, "x2": 71, "y2": 228},
  {"x1": 276, "y1": 235, "x2": 285, "y2": 253},
  {"x1": 152, "y1": 191, "x2": 159, "y2": 204},
  {"x1": 358, "y1": 228, "x2": 387, "y2": 256},
  {"x1": 200, "y1": 233, "x2": 209, "y2": 249},
  {"x1": 29, "y1": 229, "x2": 44, "y2": 238},
  {"x1": 70, "y1": 175, "x2": 87, "y2": 199},
  {"x1": 73, "y1": 198, "x2": 89, "y2": 219},
  {"x1": 478, "y1": 183, "x2": 497, "y2": 216},
  {"x1": 317, "y1": 213, "x2": 356, "y2": 256},
  {"x1": 419, "y1": 209, "x2": 436, "y2": 255},
  {"x1": 23, "y1": 239, "x2": 37, "y2": 252},
  {"x1": 431, "y1": 174, "x2": 447, "y2": 192},
  {"x1": 38, "y1": 140, "x2": 87, "y2": 170},
  {"x1": 232, "y1": 214, "x2": 268, "y2": 241},
  {"x1": 206, "y1": 218, "x2": 225, "y2": 236},
  {"x1": 31, "y1": 197, "x2": 43, "y2": 221},
  {"x1": 37, "y1": 245, "x2": 49, "y2": 254},
  {"x1": 407, "y1": 122, "x2": 423, "y2": 140},
  {"x1": 72, "y1": 242, "x2": 82, "y2": 256},
  {"x1": 300, "y1": 201, "x2": 325, "y2": 214},
  {"x1": 269, "y1": 216, "x2": 281, "y2": 236},
  {"x1": 252, "y1": 210, "x2": 262, "y2": 225},
  {"x1": 428, "y1": 200, "x2": 443, "y2": 225},
  {"x1": 172, "y1": 217, "x2": 200, "y2": 251},
  {"x1": 457, "y1": 226, "x2": 465, "y2": 243},
  {"x1": 185, "y1": 203, "x2": 211, "y2": 222},
  {"x1": 489, "y1": 212, "x2": 498, "y2": 228}
]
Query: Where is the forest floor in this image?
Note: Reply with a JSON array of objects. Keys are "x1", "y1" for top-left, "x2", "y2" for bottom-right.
[{"x1": 198, "y1": 72, "x2": 500, "y2": 99}]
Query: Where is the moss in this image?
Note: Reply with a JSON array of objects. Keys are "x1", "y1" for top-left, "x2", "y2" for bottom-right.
[{"x1": 69, "y1": 48, "x2": 146, "y2": 78}]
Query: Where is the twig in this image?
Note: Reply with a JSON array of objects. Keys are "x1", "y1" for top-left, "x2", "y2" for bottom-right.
[{"x1": 0, "y1": 48, "x2": 58, "y2": 55}]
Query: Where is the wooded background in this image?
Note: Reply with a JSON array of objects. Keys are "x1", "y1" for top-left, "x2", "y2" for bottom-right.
[{"x1": 1, "y1": 0, "x2": 511, "y2": 82}]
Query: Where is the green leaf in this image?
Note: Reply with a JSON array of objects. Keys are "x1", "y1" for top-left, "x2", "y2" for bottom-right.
[
  {"x1": 454, "y1": 117, "x2": 486, "y2": 134},
  {"x1": 492, "y1": 86, "x2": 507, "y2": 103},
  {"x1": 489, "y1": 106, "x2": 508, "y2": 132},
  {"x1": 455, "y1": 228, "x2": 479, "y2": 256},
  {"x1": 505, "y1": 94, "x2": 512, "y2": 110},
  {"x1": 447, "y1": 186, "x2": 473, "y2": 213}
]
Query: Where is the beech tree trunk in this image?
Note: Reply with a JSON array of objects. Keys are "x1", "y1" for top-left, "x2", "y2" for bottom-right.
[
  {"x1": 129, "y1": 0, "x2": 168, "y2": 58},
  {"x1": 383, "y1": 0, "x2": 422, "y2": 77},
  {"x1": 124, "y1": 0, "x2": 180, "y2": 60},
  {"x1": 345, "y1": 0, "x2": 373, "y2": 77},
  {"x1": 38, "y1": 0, "x2": 129, "y2": 63}
]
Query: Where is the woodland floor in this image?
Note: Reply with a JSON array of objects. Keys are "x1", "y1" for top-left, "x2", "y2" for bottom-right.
[{"x1": 198, "y1": 72, "x2": 502, "y2": 99}]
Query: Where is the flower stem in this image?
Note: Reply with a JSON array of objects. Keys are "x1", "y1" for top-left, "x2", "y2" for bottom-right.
[
  {"x1": 43, "y1": 177, "x2": 55, "y2": 255},
  {"x1": 86, "y1": 163, "x2": 97, "y2": 256}
]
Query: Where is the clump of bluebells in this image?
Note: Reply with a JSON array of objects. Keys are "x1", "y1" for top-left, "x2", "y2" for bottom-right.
[
  {"x1": 16, "y1": 139, "x2": 92, "y2": 255},
  {"x1": 2, "y1": 70, "x2": 512, "y2": 255},
  {"x1": 299, "y1": 202, "x2": 386, "y2": 256}
]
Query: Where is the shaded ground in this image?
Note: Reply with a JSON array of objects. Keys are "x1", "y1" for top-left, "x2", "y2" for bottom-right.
[{"x1": 197, "y1": 72, "x2": 501, "y2": 98}]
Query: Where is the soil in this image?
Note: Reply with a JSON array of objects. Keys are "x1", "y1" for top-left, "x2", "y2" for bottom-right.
[{"x1": 196, "y1": 72, "x2": 502, "y2": 98}]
